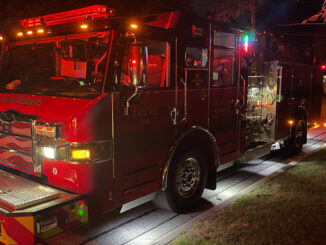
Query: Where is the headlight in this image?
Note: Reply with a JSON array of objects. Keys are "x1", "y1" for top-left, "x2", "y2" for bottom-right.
[
  {"x1": 40, "y1": 145, "x2": 66, "y2": 160},
  {"x1": 43, "y1": 146, "x2": 56, "y2": 159},
  {"x1": 38, "y1": 141, "x2": 112, "y2": 163}
]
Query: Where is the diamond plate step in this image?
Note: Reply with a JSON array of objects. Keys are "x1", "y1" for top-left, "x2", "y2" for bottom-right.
[{"x1": 0, "y1": 170, "x2": 60, "y2": 211}]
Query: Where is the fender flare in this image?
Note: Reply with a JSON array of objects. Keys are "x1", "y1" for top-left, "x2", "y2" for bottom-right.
[{"x1": 161, "y1": 126, "x2": 219, "y2": 190}]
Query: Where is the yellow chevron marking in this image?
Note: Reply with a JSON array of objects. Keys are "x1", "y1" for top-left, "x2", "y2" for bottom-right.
[
  {"x1": 14, "y1": 216, "x2": 34, "y2": 234},
  {"x1": 0, "y1": 223, "x2": 18, "y2": 245}
]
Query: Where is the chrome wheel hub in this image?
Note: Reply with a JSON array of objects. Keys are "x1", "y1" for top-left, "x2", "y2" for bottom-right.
[{"x1": 176, "y1": 157, "x2": 200, "y2": 198}]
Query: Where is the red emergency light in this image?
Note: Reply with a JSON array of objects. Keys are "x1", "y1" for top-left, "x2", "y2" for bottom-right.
[{"x1": 20, "y1": 5, "x2": 116, "y2": 28}]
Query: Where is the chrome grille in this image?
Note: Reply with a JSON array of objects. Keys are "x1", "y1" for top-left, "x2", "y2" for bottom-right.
[{"x1": 0, "y1": 120, "x2": 36, "y2": 174}]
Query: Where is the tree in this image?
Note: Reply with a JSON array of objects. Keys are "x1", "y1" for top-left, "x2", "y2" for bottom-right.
[
  {"x1": 302, "y1": 0, "x2": 326, "y2": 23},
  {"x1": 207, "y1": 0, "x2": 262, "y2": 27}
]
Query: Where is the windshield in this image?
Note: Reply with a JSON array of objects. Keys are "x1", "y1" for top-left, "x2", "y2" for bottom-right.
[{"x1": 0, "y1": 33, "x2": 110, "y2": 98}]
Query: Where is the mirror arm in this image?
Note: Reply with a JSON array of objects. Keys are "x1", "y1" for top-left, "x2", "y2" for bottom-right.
[
  {"x1": 124, "y1": 86, "x2": 138, "y2": 116},
  {"x1": 123, "y1": 85, "x2": 147, "y2": 116}
]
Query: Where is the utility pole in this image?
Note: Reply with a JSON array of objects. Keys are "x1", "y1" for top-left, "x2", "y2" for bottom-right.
[{"x1": 251, "y1": 0, "x2": 255, "y2": 31}]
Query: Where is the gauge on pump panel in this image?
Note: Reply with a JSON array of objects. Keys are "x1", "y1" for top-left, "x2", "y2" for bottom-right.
[{"x1": 267, "y1": 78, "x2": 276, "y2": 90}]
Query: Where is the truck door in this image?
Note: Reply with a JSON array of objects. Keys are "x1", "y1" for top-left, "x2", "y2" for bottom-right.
[
  {"x1": 209, "y1": 29, "x2": 242, "y2": 163},
  {"x1": 177, "y1": 24, "x2": 210, "y2": 131},
  {"x1": 182, "y1": 46, "x2": 209, "y2": 127},
  {"x1": 112, "y1": 39, "x2": 175, "y2": 205}
]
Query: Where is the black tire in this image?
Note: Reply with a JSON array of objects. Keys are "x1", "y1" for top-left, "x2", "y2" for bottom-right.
[
  {"x1": 154, "y1": 150, "x2": 208, "y2": 213},
  {"x1": 286, "y1": 115, "x2": 306, "y2": 154}
]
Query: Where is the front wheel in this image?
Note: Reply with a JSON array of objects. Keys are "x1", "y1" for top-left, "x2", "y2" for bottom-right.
[
  {"x1": 154, "y1": 150, "x2": 208, "y2": 213},
  {"x1": 286, "y1": 115, "x2": 306, "y2": 154}
]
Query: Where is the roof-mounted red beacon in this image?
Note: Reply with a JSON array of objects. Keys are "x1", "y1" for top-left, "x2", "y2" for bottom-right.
[{"x1": 20, "y1": 5, "x2": 116, "y2": 28}]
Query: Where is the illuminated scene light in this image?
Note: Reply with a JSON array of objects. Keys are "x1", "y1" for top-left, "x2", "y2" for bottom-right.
[
  {"x1": 0, "y1": 36, "x2": 3, "y2": 41},
  {"x1": 37, "y1": 29, "x2": 45, "y2": 34},
  {"x1": 17, "y1": 32, "x2": 23, "y2": 37},
  {"x1": 288, "y1": 120, "x2": 294, "y2": 125},
  {"x1": 27, "y1": 30, "x2": 33, "y2": 35}
]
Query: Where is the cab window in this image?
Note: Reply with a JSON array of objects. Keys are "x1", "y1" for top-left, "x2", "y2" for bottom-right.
[
  {"x1": 185, "y1": 47, "x2": 208, "y2": 68},
  {"x1": 212, "y1": 49, "x2": 235, "y2": 86},
  {"x1": 147, "y1": 40, "x2": 170, "y2": 88},
  {"x1": 212, "y1": 31, "x2": 236, "y2": 87},
  {"x1": 120, "y1": 39, "x2": 170, "y2": 88}
]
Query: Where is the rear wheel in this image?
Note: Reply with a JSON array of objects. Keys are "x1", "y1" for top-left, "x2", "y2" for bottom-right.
[
  {"x1": 286, "y1": 115, "x2": 306, "y2": 154},
  {"x1": 154, "y1": 150, "x2": 207, "y2": 213}
]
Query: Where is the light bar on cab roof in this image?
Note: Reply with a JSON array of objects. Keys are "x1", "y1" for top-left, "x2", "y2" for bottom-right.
[{"x1": 20, "y1": 5, "x2": 116, "y2": 28}]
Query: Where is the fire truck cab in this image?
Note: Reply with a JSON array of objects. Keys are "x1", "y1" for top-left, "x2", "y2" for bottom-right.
[{"x1": 0, "y1": 5, "x2": 316, "y2": 243}]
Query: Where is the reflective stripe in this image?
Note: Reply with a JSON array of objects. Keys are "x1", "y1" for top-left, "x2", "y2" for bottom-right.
[
  {"x1": 0, "y1": 216, "x2": 34, "y2": 245},
  {"x1": 14, "y1": 216, "x2": 34, "y2": 233},
  {"x1": 0, "y1": 223, "x2": 17, "y2": 245}
]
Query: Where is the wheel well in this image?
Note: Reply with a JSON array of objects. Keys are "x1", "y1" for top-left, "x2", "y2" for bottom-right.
[{"x1": 165, "y1": 128, "x2": 219, "y2": 190}]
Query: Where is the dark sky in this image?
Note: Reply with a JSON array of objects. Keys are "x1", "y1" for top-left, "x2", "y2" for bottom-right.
[{"x1": 0, "y1": 0, "x2": 324, "y2": 31}]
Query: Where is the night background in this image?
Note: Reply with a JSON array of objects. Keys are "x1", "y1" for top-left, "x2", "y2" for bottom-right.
[{"x1": 0, "y1": 0, "x2": 324, "y2": 32}]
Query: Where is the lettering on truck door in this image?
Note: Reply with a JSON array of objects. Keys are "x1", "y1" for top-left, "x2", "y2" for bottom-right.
[{"x1": 113, "y1": 39, "x2": 175, "y2": 204}]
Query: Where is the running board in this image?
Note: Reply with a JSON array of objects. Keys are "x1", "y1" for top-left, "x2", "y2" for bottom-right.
[{"x1": 245, "y1": 143, "x2": 273, "y2": 161}]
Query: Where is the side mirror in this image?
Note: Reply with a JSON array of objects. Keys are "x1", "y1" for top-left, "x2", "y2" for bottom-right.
[
  {"x1": 128, "y1": 42, "x2": 148, "y2": 87},
  {"x1": 122, "y1": 42, "x2": 148, "y2": 116}
]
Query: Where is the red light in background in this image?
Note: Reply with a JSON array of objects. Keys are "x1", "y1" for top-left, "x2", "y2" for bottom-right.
[
  {"x1": 321, "y1": 64, "x2": 326, "y2": 70},
  {"x1": 131, "y1": 59, "x2": 137, "y2": 65}
]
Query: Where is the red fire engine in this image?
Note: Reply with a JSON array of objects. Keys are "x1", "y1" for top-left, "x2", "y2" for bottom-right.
[{"x1": 0, "y1": 5, "x2": 321, "y2": 244}]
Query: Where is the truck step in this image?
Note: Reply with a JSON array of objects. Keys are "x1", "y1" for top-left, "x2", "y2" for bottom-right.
[{"x1": 0, "y1": 170, "x2": 60, "y2": 211}]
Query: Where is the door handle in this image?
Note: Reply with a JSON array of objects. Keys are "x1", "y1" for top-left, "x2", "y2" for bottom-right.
[
  {"x1": 200, "y1": 91, "x2": 207, "y2": 101},
  {"x1": 170, "y1": 107, "x2": 178, "y2": 125}
]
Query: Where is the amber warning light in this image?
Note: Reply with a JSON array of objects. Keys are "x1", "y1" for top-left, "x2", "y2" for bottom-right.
[
  {"x1": 130, "y1": 24, "x2": 138, "y2": 29},
  {"x1": 80, "y1": 24, "x2": 89, "y2": 30}
]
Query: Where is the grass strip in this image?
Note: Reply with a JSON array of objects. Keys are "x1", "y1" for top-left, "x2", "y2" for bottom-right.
[{"x1": 170, "y1": 147, "x2": 326, "y2": 245}]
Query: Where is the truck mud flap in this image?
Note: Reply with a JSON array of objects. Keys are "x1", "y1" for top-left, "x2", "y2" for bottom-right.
[{"x1": 0, "y1": 170, "x2": 88, "y2": 244}]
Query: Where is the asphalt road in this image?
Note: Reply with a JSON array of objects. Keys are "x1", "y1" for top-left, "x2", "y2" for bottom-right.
[{"x1": 46, "y1": 127, "x2": 326, "y2": 245}]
